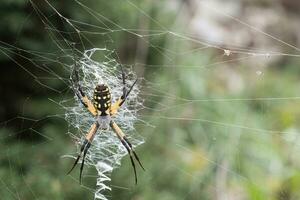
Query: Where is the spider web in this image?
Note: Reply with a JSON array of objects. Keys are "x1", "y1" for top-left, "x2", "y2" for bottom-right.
[
  {"x1": 1, "y1": 0, "x2": 300, "y2": 199},
  {"x1": 63, "y1": 48, "x2": 144, "y2": 199}
]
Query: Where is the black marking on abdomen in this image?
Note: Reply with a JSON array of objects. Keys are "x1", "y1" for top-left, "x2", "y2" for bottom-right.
[{"x1": 93, "y1": 84, "x2": 111, "y2": 116}]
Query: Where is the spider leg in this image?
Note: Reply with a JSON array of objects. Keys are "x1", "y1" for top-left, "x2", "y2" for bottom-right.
[
  {"x1": 71, "y1": 61, "x2": 97, "y2": 116},
  {"x1": 71, "y1": 61, "x2": 84, "y2": 99},
  {"x1": 110, "y1": 121, "x2": 144, "y2": 184},
  {"x1": 119, "y1": 65, "x2": 138, "y2": 106},
  {"x1": 110, "y1": 68, "x2": 138, "y2": 116},
  {"x1": 80, "y1": 142, "x2": 91, "y2": 184},
  {"x1": 123, "y1": 137, "x2": 145, "y2": 171},
  {"x1": 67, "y1": 139, "x2": 88, "y2": 175},
  {"x1": 121, "y1": 139, "x2": 138, "y2": 184},
  {"x1": 67, "y1": 123, "x2": 99, "y2": 184},
  {"x1": 121, "y1": 64, "x2": 126, "y2": 96}
]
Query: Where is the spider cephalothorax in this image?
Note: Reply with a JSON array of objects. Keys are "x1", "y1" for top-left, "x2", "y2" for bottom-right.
[{"x1": 67, "y1": 65, "x2": 144, "y2": 184}]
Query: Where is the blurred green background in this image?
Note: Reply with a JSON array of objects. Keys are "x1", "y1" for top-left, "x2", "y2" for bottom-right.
[{"x1": 1, "y1": 0, "x2": 300, "y2": 199}]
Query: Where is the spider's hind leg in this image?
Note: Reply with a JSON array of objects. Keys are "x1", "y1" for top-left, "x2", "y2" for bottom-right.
[
  {"x1": 67, "y1": 123, "x2": 99, "y2": 184},
  {"x1": 79, "y1": 142, "x2": 91, "y2": 184},
  {"x1": 67, "y1": 139, "x2": 89, "y2": 175},
  {"x1": 67, "y1": 139, "x2": 92, "y2": 184},
  {"x1": 123, "y1": 136, "x2": 145, "y2": 171},
  {"x1": 120, "y1": 139, "x2": 138, "y2": 184},
  {"x1": 110, "y1": 121, "x2": 145, "y2": 184}
]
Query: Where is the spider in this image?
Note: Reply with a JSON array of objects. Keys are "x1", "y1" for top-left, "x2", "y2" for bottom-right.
[{"x1": 67, "y1": 64, "x2": 145, "y2": 184}]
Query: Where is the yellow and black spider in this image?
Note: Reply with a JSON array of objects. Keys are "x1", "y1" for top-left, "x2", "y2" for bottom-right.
[{"x1": 67, "y1": 64, "x2": 144, "y2": 184}]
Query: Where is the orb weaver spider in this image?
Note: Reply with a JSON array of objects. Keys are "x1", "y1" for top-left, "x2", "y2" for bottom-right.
[{"x1": 67, "y1": 63, "x2": 145, "y2": 184}]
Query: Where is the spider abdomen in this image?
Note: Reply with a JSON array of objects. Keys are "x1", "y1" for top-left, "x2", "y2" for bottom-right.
[{"x1": 93, "y1": 84, "x2": 111, "y2": 116}]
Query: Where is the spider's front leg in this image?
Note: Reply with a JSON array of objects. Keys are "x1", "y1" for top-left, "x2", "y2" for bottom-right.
[
  {"x1": 110, "y1": 66, "x2": 137, "y2": 116},
  {"x1": 71, "y1": 64, "x2": 97, "y2": 116},
  {"x1": 110, "y1": 121, "x2": 145, "y2": 184},
  {"x1": 67, "y1": 122, "x2": 99, "y2": 184}
]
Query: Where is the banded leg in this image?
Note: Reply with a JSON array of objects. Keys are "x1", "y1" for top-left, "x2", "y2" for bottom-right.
[
  {"x1": 110, "y1": 66, "x2": 138, "y2": 115},
  {"x1": 67, "y1": 123, "x2": 99, "y2": 184},
  {"x1": 110, "y1": 121, "x2": 145, "y2": 184},
  {"x1": 71, "y1": 63, "x2": 97, "y2": 116}
]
